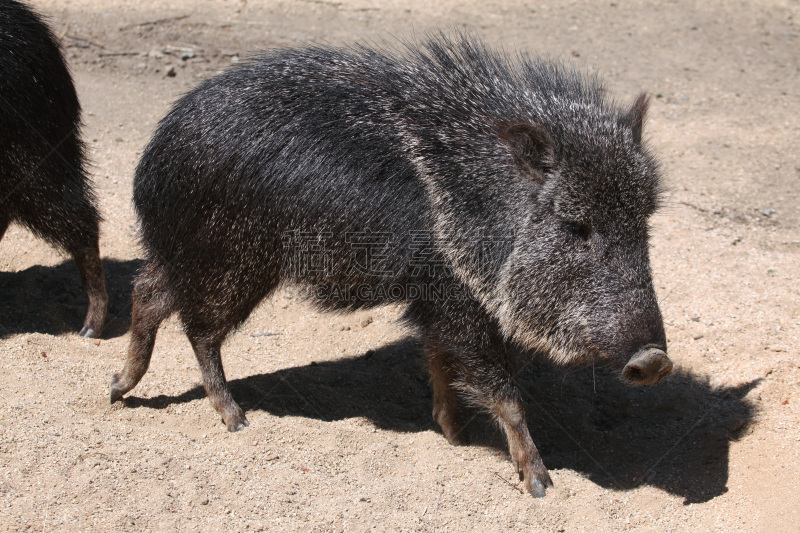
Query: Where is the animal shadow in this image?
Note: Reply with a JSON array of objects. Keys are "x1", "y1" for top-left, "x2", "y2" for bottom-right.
[
  {"x1": 0, "y1": 258, "x2": 141, "y2": 338},
  {"x1": 514, "y1": 357, "x2": 758, "y2": 504},
  {"x1": 123, "y1": 337, "x2": 757, "y2": 504}
]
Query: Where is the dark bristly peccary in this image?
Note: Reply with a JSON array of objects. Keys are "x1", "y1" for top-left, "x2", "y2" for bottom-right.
[
  {"x1": 0, "y1": 0, "x2": 107, "y2": 337},
  {"x1": 111, "y1": 33, "x2": 673, "y2": 497}
]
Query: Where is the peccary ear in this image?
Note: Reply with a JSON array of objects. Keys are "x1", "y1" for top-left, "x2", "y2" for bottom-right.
[
  {"x1": 623, "y1": 92, "x2": 650, "y2": 145},
  {"x1": 501, "y1": 123, "x2": 555, "y2": 183}
]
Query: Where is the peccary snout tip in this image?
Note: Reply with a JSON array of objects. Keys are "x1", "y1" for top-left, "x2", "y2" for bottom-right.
[{"x1": 622, "y1": 347, "x2": 673, "y2": 385}]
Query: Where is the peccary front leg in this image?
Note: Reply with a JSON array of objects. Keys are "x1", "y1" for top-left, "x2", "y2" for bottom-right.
[
  {"x1": 492, "y1": 393, "x2": 552, "y2": 497},
  {"x1": 410, "y1": 296, "x2": 553, "y2": 497},
  {"x1": 461, "y1": 339, "x2": 553, "y2": 497},
  {"x1": 426, "y1": 345, "x2": 465, "y2": 445}
]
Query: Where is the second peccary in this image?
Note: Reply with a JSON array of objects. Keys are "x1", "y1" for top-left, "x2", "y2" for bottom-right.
[
  {"x1": 111, "y1": 34, "x2": 672, "y2": 497},
  {"x1": 0, "y1": 0, "x2": 107, "y2": 337}
]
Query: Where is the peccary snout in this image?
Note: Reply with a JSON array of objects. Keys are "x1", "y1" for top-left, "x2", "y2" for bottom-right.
[{"x1": 622, "y1": 347, "x2": 673, "y2": 385}]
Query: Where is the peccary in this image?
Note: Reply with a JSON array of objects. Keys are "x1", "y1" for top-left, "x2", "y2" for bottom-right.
[
  {"x1": 0, "y1": 0, "x2": 107, "y2": 337},
  {"x1": 111, "y1": 34, "x2": 672, "y2": 497}
]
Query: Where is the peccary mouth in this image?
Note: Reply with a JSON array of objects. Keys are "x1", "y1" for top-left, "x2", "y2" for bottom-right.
[{"x1": 622, "y1": 346, "x2": 673, "y2": 385}]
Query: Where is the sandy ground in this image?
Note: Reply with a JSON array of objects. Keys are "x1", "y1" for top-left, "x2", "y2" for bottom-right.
[{"x1": 1, "y1": 0, "x2": 799, "y2": 531}]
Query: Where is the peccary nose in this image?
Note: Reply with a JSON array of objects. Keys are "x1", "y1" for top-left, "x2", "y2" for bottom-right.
[{"x1": 622, "y1": 347, "x2": 673, "y2": 385}]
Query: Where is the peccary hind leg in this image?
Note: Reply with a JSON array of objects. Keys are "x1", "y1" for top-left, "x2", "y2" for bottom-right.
[
  {"x1": 0, "y1": 214, "x2": 9, "y2": 241},
  {"x1": 177, "y1": 281, "x2": 275, "y2": 431},
  {"x1": 112, "y1": 254, "x2": 275, "y2": 430},
  {"x1": 427, "y1": 346, "x2": 465, "y2": 445},
  {"x1": 110, "y1": 264, "x2": 172, "y2": 402},
  {"x1": 8, "y1": 178, "x2": 108, "y2": 337},
  {"x1": 70, "y1": 245, "x2": 108, "y2": 338},
  {"x1": 186, "y1": 333, "x2": 248, "y2": 432}
]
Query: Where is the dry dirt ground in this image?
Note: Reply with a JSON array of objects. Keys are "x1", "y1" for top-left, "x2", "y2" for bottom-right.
[{"x1": 1, "y1": 0, "x2": 799, "y2": 531}]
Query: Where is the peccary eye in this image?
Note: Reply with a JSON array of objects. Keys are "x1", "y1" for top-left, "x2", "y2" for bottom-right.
[{"x1": 565, "y1": 221, "x2": 592, "y2": 241}]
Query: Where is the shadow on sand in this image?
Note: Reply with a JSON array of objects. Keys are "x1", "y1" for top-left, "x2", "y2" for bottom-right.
[
  {"x1": 0, "y1": 258, "x2": 141, "y2": 339},
  {"x1": 120, "y1": 337, "x2": 757, "y2": 504}
]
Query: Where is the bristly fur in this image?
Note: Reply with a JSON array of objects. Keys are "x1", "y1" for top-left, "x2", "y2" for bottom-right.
[
  {"x1": 0, "y1": 0, "x2": 107, "y2": 337},
  {"x1": 115, "y1": 32, "x2": 668, "y2": 497}
]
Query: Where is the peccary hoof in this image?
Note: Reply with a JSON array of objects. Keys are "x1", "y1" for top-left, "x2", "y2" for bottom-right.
[
  {"x1": 109, "y1": 375, "x2": 126, "y2": 403},
  {"x1": 227, "y1": 419, "x2": 250, "y2": 432},
  {"x1": 109, "y1": 389, "x2": 124, "y2": 404},
  {"x1": 528, "y1": 479, "x2": 548, "y2": 498},
  {"x1": 522, "y1": 461, "x2": 554, "y2": 497}
]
